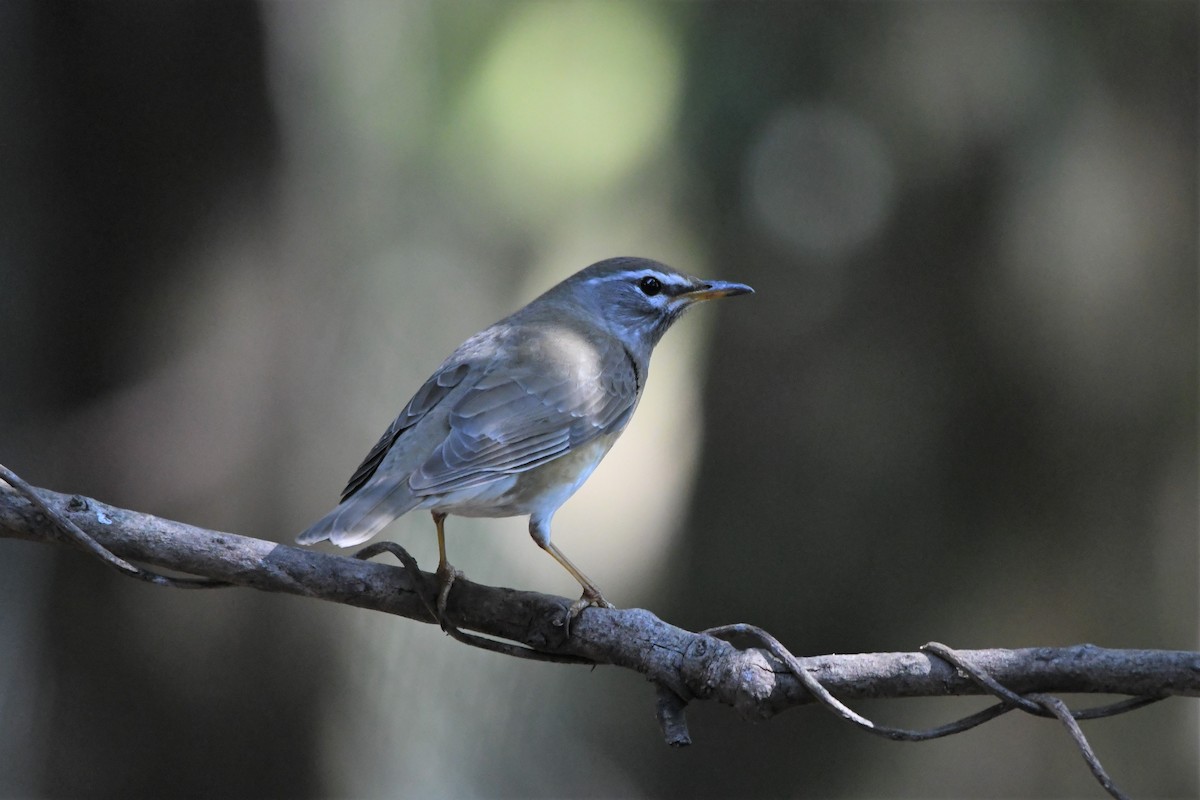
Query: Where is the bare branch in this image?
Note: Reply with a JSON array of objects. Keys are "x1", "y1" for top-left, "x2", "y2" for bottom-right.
[
  {"x1": 1, "y1": 470, "x2": 1196, "y2": 800},
  {"x1": 2, "y1": 480, "x2": 1196, "y2": 713}
]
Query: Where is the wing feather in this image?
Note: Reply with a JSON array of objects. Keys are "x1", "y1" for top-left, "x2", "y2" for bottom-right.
[
  {"x1": 409, "y1": 331, "x2": 638, "y2": 495},
  {"x1": 339, "y1": 361, "x2": 471, "y2": 501}
]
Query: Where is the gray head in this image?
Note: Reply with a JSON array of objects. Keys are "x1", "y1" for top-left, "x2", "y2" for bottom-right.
[{"x1": 534, "y1": 257, "x2": 754, "y2": 360}]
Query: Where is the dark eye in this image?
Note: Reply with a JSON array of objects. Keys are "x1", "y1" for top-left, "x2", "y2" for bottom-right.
[{"x1": 638, "y1": 276, "x2": 662, "y2": 296}]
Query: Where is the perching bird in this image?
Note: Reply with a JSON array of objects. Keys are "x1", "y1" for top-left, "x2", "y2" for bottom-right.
[{"x1": 298, "y1": 257, "x2": 753, "y2": 623}]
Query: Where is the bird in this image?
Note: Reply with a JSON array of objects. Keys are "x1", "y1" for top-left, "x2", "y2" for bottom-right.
[{"x1": 297, "y1": 256, "x2": 753, "y2": 625}]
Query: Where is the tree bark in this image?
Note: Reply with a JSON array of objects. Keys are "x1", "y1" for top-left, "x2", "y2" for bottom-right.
[{"x1": 3, "y1": 480, "x2": 1196, "y2": 726}]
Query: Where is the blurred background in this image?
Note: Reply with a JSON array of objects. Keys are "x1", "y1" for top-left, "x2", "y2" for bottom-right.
[{"x1": 0, "y1": 1, "x2": 1195, "y2": 797}]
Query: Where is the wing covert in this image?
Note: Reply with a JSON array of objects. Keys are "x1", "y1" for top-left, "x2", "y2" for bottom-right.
[{"x1": 409, "y1": 334, "x2": 639, "y2": 494}]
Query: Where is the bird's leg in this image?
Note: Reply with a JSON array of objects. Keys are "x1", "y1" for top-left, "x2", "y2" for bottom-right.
[
  {"x1": 432, "y1": 511, "x2": 463, "y2": 625},
  {"x1": 539, "y1": 540, "x2": 616, "y2": 624}
]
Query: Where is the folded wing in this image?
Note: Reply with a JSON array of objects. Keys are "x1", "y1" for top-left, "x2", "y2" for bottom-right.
[{"x1": 410, "y1": 331, "x2": 638, "y2": 495}]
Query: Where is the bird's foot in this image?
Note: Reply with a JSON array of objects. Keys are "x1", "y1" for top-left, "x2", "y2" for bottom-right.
[
  {"x1": 435, "y1": 560, "x2": 465, "y2": 633},
  {"x1": 564, "y1": 587, "x2": 615, "y2": 634}
]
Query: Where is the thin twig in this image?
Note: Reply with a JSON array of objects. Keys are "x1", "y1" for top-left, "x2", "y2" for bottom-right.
[
  {"x1": 1073, "y1": 696, "x2": 1164, "y2": 721},
  {"x1": 709, "y1": 626, "x2": 1157, "y2": 798},
  {"x1": 1031, "y1": 693, "x2": 1131, "y2": 800},
  {"x1": 654, "y1": 684, "x2": 692, "y2": 747},
  {"x1": 0, "y1": 463, "x2": 228, "y2": 589},
  {"x1": 923, "y1": 641, "x2": 1043, "y2": 714},
  {"x1": 353, "y1": 541, "x2": 593, "y2": 665},
  {"x1": 925, "y1": 642, "x2": 1165, "y2": 721},
  {"x1": 707, "y1": 623, "x2": 1010, "y2": 742}
]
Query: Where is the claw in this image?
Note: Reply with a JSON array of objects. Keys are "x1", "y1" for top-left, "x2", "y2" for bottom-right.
[
  {"x1": 563, "y1": 587, "x2": 615, "y2": 635},
  {"x1": 435, "y1": 561, "x2": 464, "y2": 632}
]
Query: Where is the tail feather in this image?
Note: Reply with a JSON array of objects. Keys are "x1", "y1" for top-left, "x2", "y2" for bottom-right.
[{"x1": 297, "y1": 481, "x2": 421, "y2": 548}]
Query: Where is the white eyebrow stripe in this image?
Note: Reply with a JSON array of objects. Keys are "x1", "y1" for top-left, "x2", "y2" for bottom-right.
[{"x1": 585, "y1": 269, "x2": 691, "y2": 289}]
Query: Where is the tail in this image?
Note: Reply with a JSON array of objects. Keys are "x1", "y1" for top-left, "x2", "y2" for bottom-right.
[{"x1": 296, "y1": 481, "x2": 422, "y2": 548}]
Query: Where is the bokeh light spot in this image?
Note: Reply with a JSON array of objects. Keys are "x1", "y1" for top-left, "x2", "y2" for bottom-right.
[
  {"x1": 450, "y1": 1, "x2": 681, "y2": 207},
  {"x1": 744, "y1": 104, "x2": 895, "y2": 260}
]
